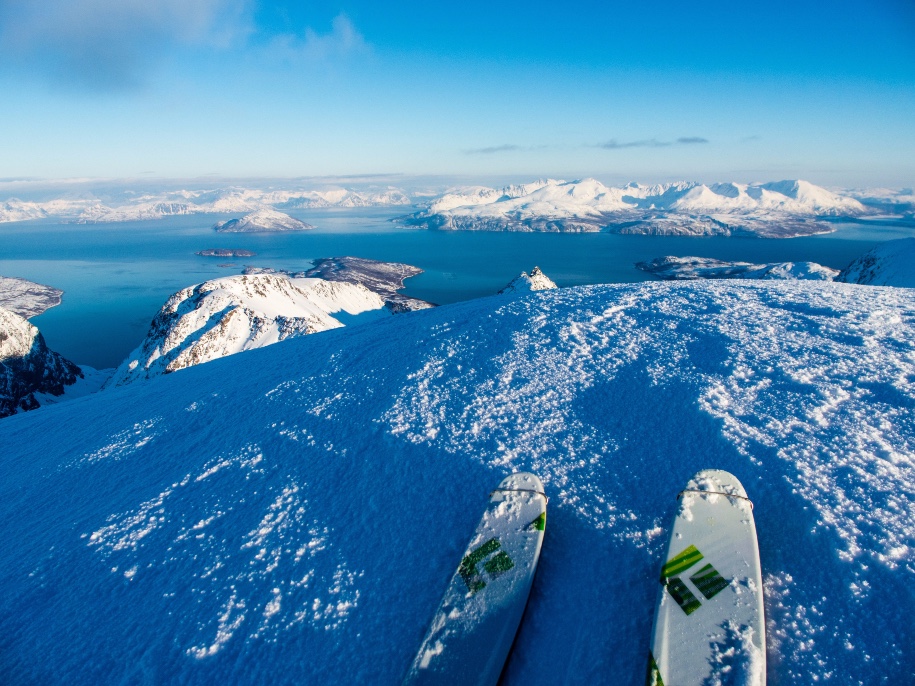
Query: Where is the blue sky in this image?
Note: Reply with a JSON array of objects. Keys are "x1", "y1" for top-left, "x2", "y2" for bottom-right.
[{"x1": 0, "y1": 0, "x2": 913, "y2": 186}]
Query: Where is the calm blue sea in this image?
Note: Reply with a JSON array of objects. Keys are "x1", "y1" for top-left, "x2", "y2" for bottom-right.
[{"x1": 1, "y1": 207, "x2": 912, "y2": 368}]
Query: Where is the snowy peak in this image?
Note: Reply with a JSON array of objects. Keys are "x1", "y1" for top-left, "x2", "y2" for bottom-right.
[
  {"x1": 106, "y1": 274, "x2": 387, "y2": 387},
  {"x1": 837, "y1": 237, "x2": 915, "y2": 287},
  {"x1": 498, "y1": 266, "x2": 559, "y2": 294},
  {"x1": 405, "y1": 178, "x2": 869, "y2": 236},
  {"x1": 213, "y1": 209, "x2": 314, "y2": 233}
]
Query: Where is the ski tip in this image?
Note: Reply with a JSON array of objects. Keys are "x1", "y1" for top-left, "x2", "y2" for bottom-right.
[
  {"x1": 494, "y1": 471, "x2": 545, "y2": 495},
  {"x1": 686, "y1": 469, "x2": 748, "y2": 497},
  {"x1": 678, "y1": 469, "x2": 752, "y2": 507}
]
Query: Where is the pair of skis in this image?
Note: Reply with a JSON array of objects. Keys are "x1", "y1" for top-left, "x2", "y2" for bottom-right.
[{"x1": 403, "y1": 469, "x2": 765, "y2": 686}]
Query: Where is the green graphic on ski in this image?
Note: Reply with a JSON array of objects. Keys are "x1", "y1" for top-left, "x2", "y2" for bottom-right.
[
  {"x1": 404, "y1": 472, "x2": 547, "y2": 686},
  {"x1": 646, "y1": 469, "x2": 766, "y2": 686}
]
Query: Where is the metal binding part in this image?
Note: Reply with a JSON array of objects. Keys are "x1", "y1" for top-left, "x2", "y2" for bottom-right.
[
  {"x1": 677, "y1": 488, "x2": 753, "y2": 509},
  {"x1": 490, "y1": 487, "x2": 548, "y2": 501}
]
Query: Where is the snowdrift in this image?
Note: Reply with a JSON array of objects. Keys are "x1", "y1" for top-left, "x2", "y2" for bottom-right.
[{"x1": 1, "y1": 281, "x2": 913, "y2": 684}]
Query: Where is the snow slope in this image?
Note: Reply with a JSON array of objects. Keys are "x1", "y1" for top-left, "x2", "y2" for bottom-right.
[
  {"x1": 637, "y1": 256, "x2": 839, "y2": 281},
  {"x1": 402, "y1": 178, "x2": 868, "y2": 237},
  {"x1": 836, "y1": 237, "x2": 915, "y2": 287},
  {"x1": 498, "y1": 266, "x2": 558, "y2": 293},
  {"x1": 0, "y1": 281, "x2": 913, "y2": 683},
  {"x1": 107, "y1": 274, "x2": 387, "y2": 387}
]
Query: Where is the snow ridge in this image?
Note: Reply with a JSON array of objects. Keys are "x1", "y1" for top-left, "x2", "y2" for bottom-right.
[
  {"x1": 107, "y1": 274, "x2": 386, "y2": 386},
  {"x1": 836, "y1": 237, "x2": 915, "y2": 287}
]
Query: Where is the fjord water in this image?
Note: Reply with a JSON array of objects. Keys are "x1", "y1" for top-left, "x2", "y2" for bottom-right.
[{"x1": 1, "y1": 207, "x2": 910, "y2": 369}]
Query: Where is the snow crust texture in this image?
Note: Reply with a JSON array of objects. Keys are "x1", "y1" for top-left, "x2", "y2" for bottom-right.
[
  {"x1": 107, "y1": 274, "x2": 386, "y2": 386},
  {"x1": 0, "y1": 281, "x2": 913, "y2": 683},
  {"x1": 0, "y1": 306, "x2": 82, "y2": 417},
  {"x1": 403, "y1": 178, "x2": 868, "y2": 237},
  {"x1": 836, "y1": 237, "x2": 915, "y2": 287}
]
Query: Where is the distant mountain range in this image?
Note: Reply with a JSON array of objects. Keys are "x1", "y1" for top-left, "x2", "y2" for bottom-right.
[
  {"x1": 2, "y1": 179, "x2": 912, "y2": 237},
  {"x1": 400, "y1": 178, "x2": 894, "y2": 238},
  {"x1": 0, "y1": 186, "x2": 412, "y2": 224}
]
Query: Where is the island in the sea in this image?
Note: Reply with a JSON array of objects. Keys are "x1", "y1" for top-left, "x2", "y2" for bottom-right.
[
  {"x1": 636, "y1": 256, "x2": 839, "y2": 281},
  {"x1": 245, "y1": 256, "x2": 435, "y2": 312},
  {"x1": 196, "y1": 249, "x2": 257, "y2": 258},
  {"x1": 0, "y1": 275, "x2": 64, "y2": 318},
  {"x1": 213, "y1": 208, "x2": 314, "y2": 233}
]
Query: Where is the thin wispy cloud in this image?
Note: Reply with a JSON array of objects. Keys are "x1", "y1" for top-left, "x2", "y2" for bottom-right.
[
  {"x1": 597, "y1": 137, "x2": 709, "y2": 149},
  {"x1": 599, "y1": 139, "x2": 670, "y2": 149},
  {"x1": 0, "y1": 4, "x2": 366, "y2": 92},
  {"x1": 0, "y1": 0, "x2": 254, "y2": 91},
  {"x1": 465, "y1": 145, "x2": 522, "y2": 155},
  {"x1": 268, "y1": 14, "x2": 368, "y2": 63}
]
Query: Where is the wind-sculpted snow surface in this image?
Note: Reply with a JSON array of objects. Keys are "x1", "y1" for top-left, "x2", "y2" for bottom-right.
[{"x1": 0, "y1": 281, "x2": 913, "y2": 683}]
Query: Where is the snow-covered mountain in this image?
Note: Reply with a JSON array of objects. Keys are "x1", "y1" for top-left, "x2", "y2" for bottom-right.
[
  {"x1": 107, "y1": 274, "x2": 387, "y2": 387},
  {"x1": 274, "y1": 188, "x2": 412, "y2": 209},
  {"x1": 0, "y1": 276, "x2": 64, "y2": 318},
  {"x1": 0, "y1": 184, "x2": 414, "y2": 224},
  {"x1": 402, "y1": 178, "x2": 869, "y2": 237},
  {"x1": 638, "y1": 256, "x2": 839, "y2": 281},
  {"x1": 498, "y1": 266, "x2": 558, "y2": 294},
  {"x1": 213, "y1": 209, "x2": 314, "y2": 233},
  {"x1": 0, "y1": 306, "x2": 83, "y2": 417},
  {"x1": 836, "y1": 237, "x2": 915, "y2": 287},
  {"x1": 0, "y1": 280, "x2": 913, "y2": 683}
]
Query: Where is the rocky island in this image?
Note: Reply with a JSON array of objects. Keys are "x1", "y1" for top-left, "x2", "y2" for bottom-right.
[
  {"x1": 196, "y1": 249, "x2": 257, "y2": 258},
  {"x1": 0, "y1": 276, "x2": 64, "y2": 318},
  {"x1": 245, "y1": 256, "x2": 435, "y2": 312},
  {"x1": 637, "y1": 256, "x2": 839, "y2": 281},
  {"x1": 213, "y1": 208, "x2": 314, "y2": 233}
]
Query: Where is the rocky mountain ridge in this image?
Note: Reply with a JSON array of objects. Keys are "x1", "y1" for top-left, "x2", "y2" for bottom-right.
[{"x1": 0, "y1": 307, "x2": 83, "y2": 418}]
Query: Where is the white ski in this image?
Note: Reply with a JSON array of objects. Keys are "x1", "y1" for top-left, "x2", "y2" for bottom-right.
[
  {"x1": 647, "y1": 469, "x2": 766, "y2": 686},
  {"x1": 404, "y1": 472, "x2": 547, "y2": 686}
]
